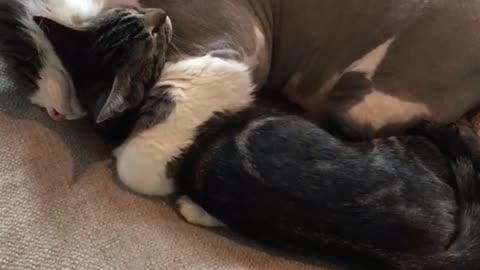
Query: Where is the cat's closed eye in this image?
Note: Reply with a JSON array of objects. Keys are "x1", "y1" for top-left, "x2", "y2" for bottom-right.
[{"x1": 35, "y1": 6, "x2": 172, "y2": 140}]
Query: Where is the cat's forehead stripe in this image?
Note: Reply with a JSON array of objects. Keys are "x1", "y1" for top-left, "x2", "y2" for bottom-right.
[{"x1": 109, "y1": 7, "x2": 143, "y2": 18}]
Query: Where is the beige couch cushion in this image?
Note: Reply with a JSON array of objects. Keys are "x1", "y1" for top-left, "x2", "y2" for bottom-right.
[{"x1": 0, "y1": 63, "x2": 339, "y2": 269}]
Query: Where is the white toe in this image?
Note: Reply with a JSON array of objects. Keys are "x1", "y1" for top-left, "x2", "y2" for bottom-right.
[{"x1": 177, "y1": 196, "x2": 224, "y2": 228}]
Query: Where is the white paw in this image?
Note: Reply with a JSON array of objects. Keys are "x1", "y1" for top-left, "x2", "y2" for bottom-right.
[
  {"x1": 177, "y1": 196, "x2": 224, "y2": 228},
  {"x1": 114, "y1": 140, "x2": 175, "y2": 196}
]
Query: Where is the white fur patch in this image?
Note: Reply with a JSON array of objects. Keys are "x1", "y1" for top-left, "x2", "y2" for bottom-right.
[
  {"x1": 347, "y1": 37, "x2": 395, "y2": 79},
  {"x1": 114, "y1": 55, "x2": 255, "y2": 196},
  {"x1": 346, "y1": 90, "x2": 431, "y2": 130},
  {"x1": 177, "y1": 196, "x2": 224, "y2": 227}
]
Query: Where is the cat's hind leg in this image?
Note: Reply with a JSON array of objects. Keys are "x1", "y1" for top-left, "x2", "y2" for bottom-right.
[{"x1": 177, "y1": 196, "x2": 224, "y2": 228}]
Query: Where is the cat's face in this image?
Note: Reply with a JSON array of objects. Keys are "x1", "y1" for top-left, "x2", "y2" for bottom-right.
[
  {"x1": 43, "y1": 7, "x2": 172, "y2": 129},
  {"x1": 79, "y1": 7, "x2": 172, "y2": 124}
]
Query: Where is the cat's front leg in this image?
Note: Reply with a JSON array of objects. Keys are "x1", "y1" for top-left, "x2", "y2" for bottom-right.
[
  {"x1": 113, "y1": 137, "x2": 177, "y2": 196},
  {"x1": 114, "y1": 55, "x2": 255, "y2": 197},
  {"x1": 111, "y1": 84, "x2": 178, "y2": 196}
]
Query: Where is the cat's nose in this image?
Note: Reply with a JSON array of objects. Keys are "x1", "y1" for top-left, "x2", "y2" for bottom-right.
[{"x1": 144, "y1": 8, "x2": 167, "y2": 27}]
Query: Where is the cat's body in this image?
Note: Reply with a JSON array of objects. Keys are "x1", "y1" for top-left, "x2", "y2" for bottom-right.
[{"x1": 174, "y1": 109, "x2": 480, "y2": 270}]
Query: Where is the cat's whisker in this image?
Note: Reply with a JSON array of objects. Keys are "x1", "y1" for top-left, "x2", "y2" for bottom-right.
[{"x1": 169, "y1": 41, "x2": 186, "y2": 57}]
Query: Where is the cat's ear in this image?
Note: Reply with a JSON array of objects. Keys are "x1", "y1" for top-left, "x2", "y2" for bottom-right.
[
  {"x1": 95, "y1": 31, "x2": 157, "y2": 123},
  {"x1": 95, "y1": 69, "x2": 145, "y2": 123}
]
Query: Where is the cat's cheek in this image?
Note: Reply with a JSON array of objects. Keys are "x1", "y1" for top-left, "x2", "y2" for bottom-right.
[
  {"x1": 29, "y1": 66, "x2": 85, "y2": 120},
  {"x1": 113, "y1": 141, "x2": 175, "y2": 196}
]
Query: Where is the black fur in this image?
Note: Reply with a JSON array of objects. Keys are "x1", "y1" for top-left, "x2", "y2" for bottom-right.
[
  {"x1": 175, "y1": 108, "x2": 480, "y2": 269},
  {"x1": 0, "y1": 0, "x2": 42, "y2": 94}
]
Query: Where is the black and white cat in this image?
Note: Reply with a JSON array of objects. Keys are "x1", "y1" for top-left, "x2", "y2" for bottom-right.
[{"x1": 173, "y1": 109, "x2": 480, "y2": 270}]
